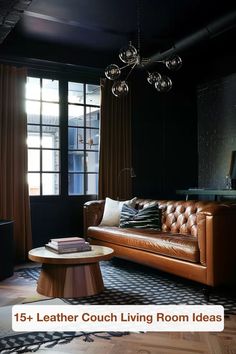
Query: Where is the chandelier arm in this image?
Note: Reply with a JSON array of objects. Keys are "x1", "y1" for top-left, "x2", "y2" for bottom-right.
[
  {"x1": 152, "y1": 60, "x2": 166, "y2": 63},
  {"x1": 124, "y1": 61, "x2": 138, "y2": 81},
  {"x1": 120, "y1": 63, "x2": 134, "y2": 70},
  {"x1": 142, "y1": 57, "x2": 165, "y2": 64}
]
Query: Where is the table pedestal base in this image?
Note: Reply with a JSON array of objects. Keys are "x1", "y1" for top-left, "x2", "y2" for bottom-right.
[{"x1": 37, "y1": 263, "x2": 104, "y2": 298}]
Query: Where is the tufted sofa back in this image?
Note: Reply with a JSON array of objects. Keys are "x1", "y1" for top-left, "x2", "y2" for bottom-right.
[{"x1": 135, "y1": 199, "x2": 218, "y2": 237}]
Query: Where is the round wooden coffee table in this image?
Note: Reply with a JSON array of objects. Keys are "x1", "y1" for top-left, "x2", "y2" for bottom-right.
[{"x1": 28, "y1": 245, "x2": 114, "y2": 298}]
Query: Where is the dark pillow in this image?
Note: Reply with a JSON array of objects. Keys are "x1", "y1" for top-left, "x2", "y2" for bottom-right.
[{"x1": 120, "y1": 204, "x2": 162, "y2": 230}]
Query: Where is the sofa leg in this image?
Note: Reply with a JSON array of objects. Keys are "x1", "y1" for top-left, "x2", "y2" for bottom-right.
[{"x1": 202, "y1": 286, "x2": 211, "y2": 303}]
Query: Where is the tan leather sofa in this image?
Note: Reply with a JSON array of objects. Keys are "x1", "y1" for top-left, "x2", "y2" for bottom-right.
[{"x1": 84, "y1": 199, "x2": 236, "y2": 287}]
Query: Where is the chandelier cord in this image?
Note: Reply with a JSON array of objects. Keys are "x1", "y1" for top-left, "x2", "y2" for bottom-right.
[{"x1": 137, "y1": 0, "x2": 142, "y2": 59}]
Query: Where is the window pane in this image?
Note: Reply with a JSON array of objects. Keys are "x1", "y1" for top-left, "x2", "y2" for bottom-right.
[
  {"x1": 86, "y1": 151, "x2": 99, "y2": 172},
  {"x1": 26, "y1": 77, "x2": 40, "y2": 100},
  {"x1": 42, "y1": 103, "x2": 59, "y2": 125},
  {"x1": 26, "y1": 100, "x2": 40, "y2": 124},
  {"x1": 68, "y1": 127, "x2": 84, "y2": 149},
  {"x1": 68, "y1": 82, "x2": 84, "y2": 104},
  {"x1": 86, "y1": 84, "x2": 100, "y2": 105},
  {"x1": 28, "y1": 149, "x2": 40, "y2": 171},
  {"x1": 42, "y1": 173, "x2": 59, "y2": 195},
  {"x1": 68, "y1": 151, "x2": 84, "y2": 172},
  {"x1": 42, "y1": 126, "x2": 60, "y2": 148},
  {"x1": 42, "y1": 150, "x2": 60, "y2": 171},
  {"x1": 68, "y1": 105, "x2": 84, "y2": 126},
  {"x1": 68, "y1": 173, "x2": 84, "y2": 195},
  {"x1": 86, "y1": 107, "x2": 99, "y2": 128},
  {"x1": 86, "y1": 129, "x2": 99, "y2": 149},
  {"x1": 42, "y1": 79, "x2": 59, "y2": 102},
  {"x1": 27, "y1": 125, "x2": 40, "y2": 147},
  {"x1": 86, "y1": 174, "x2": 98, "y2": 195},
  {"x1": 28, "y1": 173, "x2": 40, "y2": 196}
]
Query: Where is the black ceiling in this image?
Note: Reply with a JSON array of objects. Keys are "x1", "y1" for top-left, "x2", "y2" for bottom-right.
[{"x1": 1, "y1": 0, "x2": 236, "y2": 68}]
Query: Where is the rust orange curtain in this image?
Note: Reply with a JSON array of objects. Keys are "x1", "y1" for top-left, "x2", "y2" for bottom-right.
[
  {"x1": 99, "y1": 79, "x2": 132, "y2": 200},
  {"x1": 0, "y1": 64, "x2": 32, "y2": 262}
]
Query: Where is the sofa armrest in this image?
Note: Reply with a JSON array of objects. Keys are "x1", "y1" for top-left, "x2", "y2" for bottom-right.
[
  {"x1": 197, "y1": 203, "x2": 236, "y2": 286},
  {"x1": 198, "y1": 203, "x2": 236, "y2": 216},
  {"x1": 83, "y1": 200, "x2": 105, "y2": 237}
]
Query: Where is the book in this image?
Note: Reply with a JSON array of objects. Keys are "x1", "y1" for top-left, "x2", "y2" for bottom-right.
[
  {"x1": 50, "y1": 241, "x2": 87, "y2": 249},
  {"x1": 52, "y1": 243, "x2": 87, "y2": 249},
  {"x1": 48, "y1": 239, "x2": 89, "y2": 249},
  {"x1": 47, "y1": 241, "x2": 90, "y2": 250},
  {"x1": 50, "y1": 237, "x2": 85, "y2": 245},
  {"x1": 45, "y1": 244, "x2": 92, "y2": 254}
]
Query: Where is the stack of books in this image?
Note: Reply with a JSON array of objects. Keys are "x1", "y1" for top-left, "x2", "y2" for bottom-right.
[{"x1": 45, "y1": 237, "x2": 92, "y2": 254}]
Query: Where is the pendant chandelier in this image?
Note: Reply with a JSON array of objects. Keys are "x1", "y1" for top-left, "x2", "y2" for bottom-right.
[{"x1": 104, "y1": 1, "x2": 182, "y2": 98}]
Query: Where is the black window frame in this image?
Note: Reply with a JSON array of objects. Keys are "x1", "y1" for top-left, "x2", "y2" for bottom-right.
[
  {"x1": 68, "y1": 82, "x2": 100, "y2": 196},
  {"x1": 26, "y1": 69, "x2": 101, "y2": 199}
]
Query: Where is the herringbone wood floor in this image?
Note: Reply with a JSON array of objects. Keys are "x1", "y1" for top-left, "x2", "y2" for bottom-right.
[
  {"x1": 0, "y1": 263, "x2": 235, "y2": 354},
  {"x1": 34, "y1": 316, "x2": 236, "y2": 354}
]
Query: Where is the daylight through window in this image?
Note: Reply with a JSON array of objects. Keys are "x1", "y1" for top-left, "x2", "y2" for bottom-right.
[{"x1": 26, "y1": 76, "x2": 100, "y2": 196}]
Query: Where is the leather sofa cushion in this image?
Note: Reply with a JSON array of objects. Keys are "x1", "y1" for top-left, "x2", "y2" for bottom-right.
[{"x1": 88, "y1": 226, "x2": 200, "y2": 263}]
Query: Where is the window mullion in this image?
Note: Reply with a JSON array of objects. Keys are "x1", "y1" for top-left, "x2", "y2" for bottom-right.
[
  {"x1": 60, "y1": 79, "x2": 68, "y2": 197},
  {"x1": 84, "y1": 83, "x2": 87, "y2": 195},
  {"x1": 40, "y1": 78, "x2": 43, "y2": 196}
]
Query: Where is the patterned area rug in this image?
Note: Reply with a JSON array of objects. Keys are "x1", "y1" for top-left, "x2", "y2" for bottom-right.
[
  {"x1": 0, "y1": 330, "x2": 129, "y2": 354},
  {"x1": 0, "y1": 299, "x2": 129, "y2": 354},
  {"x1": 17, "y1": 258, "x2": 236, "y2": 314}
]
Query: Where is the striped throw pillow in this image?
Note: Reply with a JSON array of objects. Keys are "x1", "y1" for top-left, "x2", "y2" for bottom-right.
[{"x1": 120, "y1": 204, "x2": 162, "y2": 230}]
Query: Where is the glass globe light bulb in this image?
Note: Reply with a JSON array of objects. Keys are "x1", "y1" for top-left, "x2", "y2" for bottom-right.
[
  {"x1": 112, "y1": 81, "x2": 129, "y2": 97},
  {"x1": 155, "y1": 75, "x2": 172, "y2": 92},
  {"x1": 165, "y1": 55, "x2": 182, "y2": 71},
  {"x1": 105, "y1": 64, "x2": 121, "y2": 80},
  {"x1": 147, "y1": 72, "x2": 162, "y2": 85},
  {"x1": 119, "y1": 42, "x2": 138, "y2": 64}
]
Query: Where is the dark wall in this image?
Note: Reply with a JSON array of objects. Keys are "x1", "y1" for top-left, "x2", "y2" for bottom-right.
[
  {"x1": 197, "y1": 53, "x2": 236, "y2": 189},
  {"x1": 30, "y1": 196, "x2": 95, "y2": 248},
  {"x1": 131, "y1": 29, "x2": 236, "y2": 198},
  {"x1": 198, "y1": 73, "x2": 236, "y2": 188},
  {"x1": 131, "y1": 67, "x2": 198, "y2": 199}
]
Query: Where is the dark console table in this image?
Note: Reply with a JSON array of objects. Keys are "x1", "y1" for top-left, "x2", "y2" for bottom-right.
[
  {"x1": 176, "y1": 189, "x2": 236, "y2": 201},
  {"x1": 0, "y1": 220, "x2": 14, "y2": 280}
]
